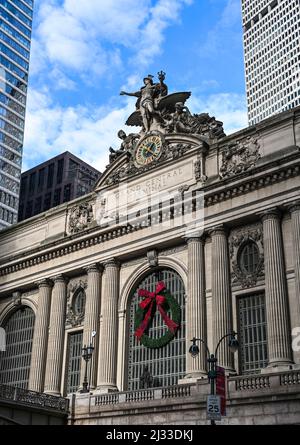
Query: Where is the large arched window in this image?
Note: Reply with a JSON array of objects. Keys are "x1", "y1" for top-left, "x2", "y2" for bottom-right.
[
  {"x1": 127, "y1": 269, "x2": 186, "y2": 391},
  {"x1": 0, "y1": 307, "x2": 35, "y2": 389}
]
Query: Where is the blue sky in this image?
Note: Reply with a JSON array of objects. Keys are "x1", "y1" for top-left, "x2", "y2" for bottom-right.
[{"x1": 23, "y1": 0, "x2": 248, "y2": 172}]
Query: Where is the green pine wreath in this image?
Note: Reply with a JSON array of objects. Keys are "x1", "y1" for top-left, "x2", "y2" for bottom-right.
[{"x1": 134, "y1": 290, "x2": 181, "y2": 349}]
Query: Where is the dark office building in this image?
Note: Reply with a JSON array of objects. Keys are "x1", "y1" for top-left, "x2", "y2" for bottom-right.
[{"x1": 18, "y1": 151, "x2": 101, "y2": 222}]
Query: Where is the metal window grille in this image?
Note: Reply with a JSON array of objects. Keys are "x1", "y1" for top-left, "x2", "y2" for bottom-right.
[
  {"x1": 65, "y1": 331, "x2": 83, "y2": 394},
  {"x1": 0, "y1": 307, "x2": 35, "y2": 389},
  {"x1": 240, "y1": 242, "x2": 259, "y2": 274},
  {"x1": 238, "y1": 293, "x2": 268, "y2": 374},
  {"x1": 128, "y1": 269, "x2": 186, "y2": 391}
]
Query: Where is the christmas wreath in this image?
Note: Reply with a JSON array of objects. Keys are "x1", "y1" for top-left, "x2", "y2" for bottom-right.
[{"x1": 134, "y1": 281, "x2": 181, "y2": 348}]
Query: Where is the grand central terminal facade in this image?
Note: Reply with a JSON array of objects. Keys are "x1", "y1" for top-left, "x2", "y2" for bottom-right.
[{"x1": 0, "y1": 75, "x2": 300, "y2": 425}]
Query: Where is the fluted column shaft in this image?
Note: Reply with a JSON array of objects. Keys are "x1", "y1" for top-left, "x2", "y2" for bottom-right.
[
  {"x1": 29, "y1": 280, "x2": 53, "y2": 392},
  {"x1": 97, "y1": 259, "x2": 120, "y2": 391},
  {"x1": 262, "y1": 210, "x2": 293, "y2": 366},
  {"x1": 44, "y1": 275, "x2": 67, "y2": 395},
  {"x1": 289, "y1": 203, "x2": 300, "y2": 323},
  {"x1": 186, "y1": 237, "x2": 207, "y2": 378},
  {"x1": 211, "y1": 227, "x2": 234, "y2": 372},
  {"x1": 81, "y1": 264, "x2": 103, "y2": 390}
]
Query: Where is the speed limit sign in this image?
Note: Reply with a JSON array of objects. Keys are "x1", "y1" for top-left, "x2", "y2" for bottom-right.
[{"x1": 207, "y1": 395, "x2": 221, "y2": 421}]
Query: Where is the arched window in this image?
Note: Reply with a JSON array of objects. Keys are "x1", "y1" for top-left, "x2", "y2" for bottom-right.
[
  {"x1": 239, "y1": 241, "x2": 260, "y2": 274},
  {"x1": 0, "y1": 307, "x2": 35, "y2": 389},
  {"x1": 127, "y1": 269, "x2": 186, "y2": 391}
]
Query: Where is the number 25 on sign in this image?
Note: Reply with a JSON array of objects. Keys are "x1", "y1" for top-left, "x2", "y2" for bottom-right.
[{"x1": 207, "y1": 395, "x2": 222, "y2": 421}]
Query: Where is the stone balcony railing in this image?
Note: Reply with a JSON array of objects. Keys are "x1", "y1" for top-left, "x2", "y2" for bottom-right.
[
  {"x1": 83, "y1": 370, "x2": 300, "y2": 411},
  {"x1": 93, "y1": 383, "x2": 192, "y2": 407},
  {"x1": 0, "y1": 384, "x2": 69, "y2": 413}
]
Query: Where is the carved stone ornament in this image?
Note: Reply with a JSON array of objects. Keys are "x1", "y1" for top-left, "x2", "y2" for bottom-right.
[
  {"x1": 220, "y1": 136, "x2": 261, "y2": 178},
  {"x1": 68, "y1": 202, "x2": 94, "y2": 234},
  {"x1": 105, "y1": 137, "x2": 193, "y2": 186},
  {"x1": 229, "y1": 224, "x2": 264, "y2": 288},
  {"x1": 147, "y1": 250, "x2": 158, "y2": 268},
  {"x1": 12, "y1": 291, "x2": 22, "y2": 307},
  {"x1": 66, "y1": 279, "x2": 87, "y2": 327}
]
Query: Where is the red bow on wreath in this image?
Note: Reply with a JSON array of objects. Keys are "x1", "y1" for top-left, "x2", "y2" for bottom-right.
[{"x1": 134, "y1": 281, "x2": 179, "y2": 340}]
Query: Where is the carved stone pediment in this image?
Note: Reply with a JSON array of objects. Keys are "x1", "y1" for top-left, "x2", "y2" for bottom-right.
[
  {"x1": 67, "y1": 202, "x2": 94, "y2": 235},
  {"x1": 220, "y1": 136, "x2": 261, "y2": 178}
]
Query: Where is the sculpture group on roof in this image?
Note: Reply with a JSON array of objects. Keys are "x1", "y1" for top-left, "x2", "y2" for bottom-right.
[{"x1": 108, "y1": 72, "x2": 226, "y2": 164}]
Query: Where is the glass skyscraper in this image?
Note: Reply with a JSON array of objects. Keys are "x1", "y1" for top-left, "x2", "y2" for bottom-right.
[{"x1": 0, "y1": 0, "x2": 33, "y2": 230}]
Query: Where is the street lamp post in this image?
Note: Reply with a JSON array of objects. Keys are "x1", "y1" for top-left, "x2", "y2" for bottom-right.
[
  {"x1": 81, "y1": 343, "x2": 94, "y2": 393},
  {"x1": 189, "y1": 331, "x2": 239, "y2": 425}
]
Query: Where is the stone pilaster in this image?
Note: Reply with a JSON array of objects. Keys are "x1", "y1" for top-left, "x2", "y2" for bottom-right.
[
  {"x1": 29, "y1": 279, "x2": 53, "y2": 393},
  {"x1": 44, "y1": 275, "x2": 68, "y2": 395},
  {"x1": 211, "y1": 226, "x2": 235, "y2": 373},
  {"x1": 80, "y1": 263, "x2": 103, "y2": 390},
  {"x1": 261, "y1": 209, "x2": 293, "y2": 367},
  {"x1": 185, "y1": 236, "x2": 207, "y2": 378},
  {"x1": 96, "y1": 259, "x2": 120, "y2": 392},
  {"x1": 288, "y1": 202, "x2": 300, "y2": 325}
]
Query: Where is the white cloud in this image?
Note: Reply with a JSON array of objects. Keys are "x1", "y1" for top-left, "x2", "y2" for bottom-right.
[
  {"x1": 23, "y1": 88, "x2": 134, "y2": 173},
  {"x1": 32, "y1": 0, "x2": 193, "y2": 84}
]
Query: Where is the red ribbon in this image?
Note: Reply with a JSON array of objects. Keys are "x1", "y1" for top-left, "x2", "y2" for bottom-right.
[{"x1": 135, "y1": 281, "x2": 179, "y2": 340}]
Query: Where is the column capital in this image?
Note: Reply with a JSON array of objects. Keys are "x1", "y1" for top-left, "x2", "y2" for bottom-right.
[
  {"x1": 103, "y1": 258, "x2": 120, "y2": 269},
  {"x1": 286, "y1": 200, "x2": 300, "y2": 214},
  {"x1": 258, "y1": 207, "x2": 281, "y2": 222},
  {"x1": 51, "y1": 274, "x2": 68, "y2": 284},
  {"x1": 208, "y1": 224, "x2": 228, "y2": 237},
  {"x1": 185, "y1": 233, "x2": 206, "y2": 244},
  {"x1": 35, "y1": 279, "x2": 53, "y2": 289},
  {"x1": 84, "y1": 263, "x2": 104, "y2": 274}
]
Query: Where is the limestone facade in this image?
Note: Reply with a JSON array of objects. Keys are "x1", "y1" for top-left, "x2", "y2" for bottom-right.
[{"x1": 0, "y1": 106, "x2": 300, "y2": 425}]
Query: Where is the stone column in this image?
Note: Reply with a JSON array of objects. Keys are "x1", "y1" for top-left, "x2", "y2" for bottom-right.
[
  {"x1": 29, "y1": 279, "x2": 53, "y2": 393},
  {"x1": 97, "y1": 259, "x2": 120, "y2": 392},
  {"x1": 211, "y1": 226, "x2": 235, "y2": 373},
  {"x1": 80, "y1": 264, "x2": 103, "y2": 390},
  {"x1": 261, "y1": 209, "x2": 293, "y2": 367},
  {"x1": 289, "y1": 202, "x2": 300, "y2": 323},
  {"x1": 185, "y1": 236, "x2": 207, "y2": 378},
  {"x1": 44, "y1": 275, "x2": 68, "y2": 395}
]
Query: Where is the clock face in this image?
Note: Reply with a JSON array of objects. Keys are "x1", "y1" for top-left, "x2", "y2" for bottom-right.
[{"x1": 135, "y1": 135, "x2": 163, "y2": 166}]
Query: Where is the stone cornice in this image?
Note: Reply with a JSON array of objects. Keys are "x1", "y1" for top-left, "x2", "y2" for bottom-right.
[
  {"x1": 0, "y1": 157, "x2": 299, "y2": 278},
  {"x1": 205, "y1": 159, "x2": 300, "y2": 207}
]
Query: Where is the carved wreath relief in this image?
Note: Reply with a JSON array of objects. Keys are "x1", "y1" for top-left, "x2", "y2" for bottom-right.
[
  {"x1": 68, "y1": 202, "x2": 94, "y2": 234},
  {"x1": 220, "y1": 136, "x2": 261, "y2": 178}
]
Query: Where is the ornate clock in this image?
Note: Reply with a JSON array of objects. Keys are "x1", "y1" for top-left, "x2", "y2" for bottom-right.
[{"x1": 134, "y1": 134, "x2": 163, "y2": 167}]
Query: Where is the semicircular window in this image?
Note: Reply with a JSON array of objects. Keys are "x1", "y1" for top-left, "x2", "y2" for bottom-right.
[
  {"x1": 73, "y1": 289, "x2": 86, "y2": 317},
  {"x1": 239, "y1": 241, "x2": 260, "y2": 275},
  {"x1": 127, "y1": 269, "x2": 186, "y2": 391}
]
